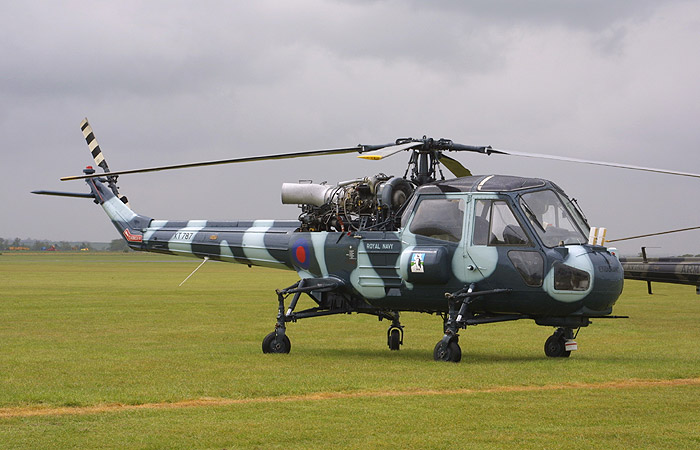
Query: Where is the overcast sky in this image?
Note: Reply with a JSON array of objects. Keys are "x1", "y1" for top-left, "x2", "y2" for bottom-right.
[{"x1": 1, "y1": 0, "x2": 699, "y2": 256}]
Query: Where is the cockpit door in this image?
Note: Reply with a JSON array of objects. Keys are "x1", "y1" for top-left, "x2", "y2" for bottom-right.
[
  {"x1": 465, "y1": 197, "x2": 545, "y2": 290},
  {"x1": 399, "y1": 194, "x2": 477, "y2": 285}
]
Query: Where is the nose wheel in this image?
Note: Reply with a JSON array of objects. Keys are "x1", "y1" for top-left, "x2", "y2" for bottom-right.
[
  {"x1": 387, "y1": 313, "x2": 404, "y2": 351},
  {"x1": 544, "y1": 328, "x2": 573, "y2": 357},
  {"x1": 433, "y1": 286, "x2": 473, "y2": 363},
  {"x1": 433, "y1": 339, "x2": 461, "y2": 362},
  {"x1": 387, "y1": 328, "x2": 401, "y2": 350}
]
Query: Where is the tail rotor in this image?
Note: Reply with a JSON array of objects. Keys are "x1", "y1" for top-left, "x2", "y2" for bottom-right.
[{"x1": 79, "y1": 118, "x2": 130, "y2": 207}]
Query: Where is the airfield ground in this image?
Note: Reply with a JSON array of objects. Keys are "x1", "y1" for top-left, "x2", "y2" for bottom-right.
[{"x1": 1, "y1": 252, "x2": 699, "y2": 449}]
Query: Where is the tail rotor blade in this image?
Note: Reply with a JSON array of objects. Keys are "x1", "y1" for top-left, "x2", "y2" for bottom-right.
[{"x1": 80, "y1": 118, "x2": 110, "y2": 173}]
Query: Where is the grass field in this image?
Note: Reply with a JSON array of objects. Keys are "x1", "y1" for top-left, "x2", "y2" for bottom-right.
[{"x1": 1, "y1": 252, "x2": 699, "y2": 449}]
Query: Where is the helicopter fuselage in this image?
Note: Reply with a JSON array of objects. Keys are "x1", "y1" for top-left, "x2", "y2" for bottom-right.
[{"x1": 95, "y1": 174, "x2": 623, "y2": 319}]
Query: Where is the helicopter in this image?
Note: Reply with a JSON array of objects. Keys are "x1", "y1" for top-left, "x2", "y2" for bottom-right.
[
  {"x1": 612, "y1": 238, "x2": 700, "y2": 295},
  {"x1": 33, "y1": 119, "x2": 700, "y2": 362}
]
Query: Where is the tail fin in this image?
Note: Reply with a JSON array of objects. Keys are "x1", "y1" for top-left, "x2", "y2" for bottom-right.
[
  {"x1": 84, "y1": 171, "x2": 152, "y2": 249},
  {"x1": 80, "y1": 118, "x2": 130, "y2": 208},
  {"x1": 80, "y1": 118, "x2": 151, "y2": 248}
]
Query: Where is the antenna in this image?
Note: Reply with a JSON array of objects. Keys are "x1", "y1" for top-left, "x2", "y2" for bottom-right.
[{"x1": 179, "y1": 257, "x2": 210, "y2": 287}]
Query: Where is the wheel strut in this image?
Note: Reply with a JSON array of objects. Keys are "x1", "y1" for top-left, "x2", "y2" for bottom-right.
[
  {"x1": 433, "y1": 293, "x2": 464, "y2": 362},
  {"x1": 262, "y1": 290, "x2": 292, "y2": 354},
  {"x1": 260, "y1": 277, "x2": 345, "y2": 355}
]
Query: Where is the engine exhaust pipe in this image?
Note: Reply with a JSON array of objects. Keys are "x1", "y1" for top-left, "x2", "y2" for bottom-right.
[{"x1": 281, "y1": 183, "x2": 334, "y2": 206}]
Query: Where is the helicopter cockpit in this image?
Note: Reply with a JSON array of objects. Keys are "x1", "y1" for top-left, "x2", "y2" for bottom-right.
[{"x1": 395, "y1": 176, "x2": 622, "y2": 315}]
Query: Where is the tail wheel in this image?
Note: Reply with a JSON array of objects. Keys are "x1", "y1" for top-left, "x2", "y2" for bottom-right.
[
  {"x1": 262, "y1": 332, "x2": 291, "y2": 354},
  {"x1": 433, "y1": 340, "x2": 461, "y2": 363}
]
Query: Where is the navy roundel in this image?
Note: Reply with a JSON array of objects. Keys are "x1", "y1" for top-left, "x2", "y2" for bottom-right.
[{"x1": 292, "y1": 238, "x2": 311, "y2": 269}]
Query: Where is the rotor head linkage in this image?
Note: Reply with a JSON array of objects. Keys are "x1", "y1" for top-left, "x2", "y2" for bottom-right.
[{"x1": 390, "y1": 136, "x2": 492, "y2": 185}]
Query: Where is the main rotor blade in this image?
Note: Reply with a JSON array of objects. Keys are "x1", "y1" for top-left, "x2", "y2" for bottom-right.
[
  {"x1": 61, "y1": 145, "x2": 366, "y2": 181},
  {"x1": 356, "y1": 141, "x2": 424, "y2": 160},
  {"x1": 607, "y1": 226, "x2": 700, "y2": 243},
  {"x1": 439, "y1": 154, "x2": 472, "y2": 177},
  {"x1": 487, "y1": 148, "x2": 700, "y2": 179}
]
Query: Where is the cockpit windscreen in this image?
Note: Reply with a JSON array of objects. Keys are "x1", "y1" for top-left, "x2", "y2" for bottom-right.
[{"x1": 520, "y1": 190, "x2": 588, "y2": 247}]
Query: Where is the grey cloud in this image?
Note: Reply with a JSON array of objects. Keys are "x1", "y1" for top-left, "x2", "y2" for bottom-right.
[
  {"x1": 381, "y1": 0, "x2": 682, "y2": 31},
  {"x1": 1, "y1": 1, "x2": 699, "y2": 255}
]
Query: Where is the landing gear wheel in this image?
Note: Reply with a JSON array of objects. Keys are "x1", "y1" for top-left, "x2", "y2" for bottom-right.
[
  {"x1": 388, "y1": 328, "x2": 401, "y2": 351},
  {"x1": 433, "y1": 340, "x2": 461, "y2": 362},
  {"x1": 544, "y1": 334, "x2": 570, "y2": 358},
  {"x1": 262, "y1": 332, "x2": 291, "y2": 354}
]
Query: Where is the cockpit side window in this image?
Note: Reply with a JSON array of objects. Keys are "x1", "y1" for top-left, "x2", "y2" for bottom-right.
[
  {"x1": 409, "y1": 198, "x2": 465, "y2": 243},
  {"x1": 473, "y1": 199, "x2": 531, "y2": 246}
]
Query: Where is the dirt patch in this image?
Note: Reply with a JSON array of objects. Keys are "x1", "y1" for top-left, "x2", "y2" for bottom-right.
[{"x1": 2, "y1": 377, "x2": 699, "y2": 419}]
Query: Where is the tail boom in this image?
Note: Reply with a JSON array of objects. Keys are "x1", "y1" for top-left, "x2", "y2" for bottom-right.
[
  {"x1": 141, "y1": 219, "x2": 299, "y2": 269},
  {"x1": 87, "y1": 176, "x2": 299, "y2": 268}
]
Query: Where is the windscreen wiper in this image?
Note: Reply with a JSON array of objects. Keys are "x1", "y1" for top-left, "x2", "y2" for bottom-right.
[{"x1": 519, "y1": 199, "x2": 546, "y2": 233}]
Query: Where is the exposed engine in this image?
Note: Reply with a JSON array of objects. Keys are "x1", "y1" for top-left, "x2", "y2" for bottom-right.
[{"x1": 281, "y1": 174, "x2": 415, "y2": 232}]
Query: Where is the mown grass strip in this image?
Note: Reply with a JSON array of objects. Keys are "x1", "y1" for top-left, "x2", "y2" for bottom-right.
[{"x1": 3, "y1": 377, "x2": 698, "y2": 419}]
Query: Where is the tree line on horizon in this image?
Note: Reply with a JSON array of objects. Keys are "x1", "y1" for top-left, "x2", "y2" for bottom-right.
[{"x1": 0, "y1": 238, "x2": 130, "y2": 252}]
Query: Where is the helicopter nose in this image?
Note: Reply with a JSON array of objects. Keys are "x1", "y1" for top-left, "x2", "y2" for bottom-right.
[{"x1": 585, "y1": 250, "x2": 624, "y2": 313}]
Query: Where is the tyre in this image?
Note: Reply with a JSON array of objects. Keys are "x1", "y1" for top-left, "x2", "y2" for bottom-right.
[
  {"x1": 544, "y1": 334, "x2": 570, "y2": 358},
  {"x1": 433, "y1": 340, "x2": 461, "y2": 362},
  {"x1": 262, "y1": 331, "x2": 291, "y2": 354},
  {"x1": 388, "y1": 328, "x2": 401, "y2": 351}
]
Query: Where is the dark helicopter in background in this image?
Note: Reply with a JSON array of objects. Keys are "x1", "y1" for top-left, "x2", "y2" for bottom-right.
[{"x1": 33, "y1": 119, "x2": 700, "y2": 362}]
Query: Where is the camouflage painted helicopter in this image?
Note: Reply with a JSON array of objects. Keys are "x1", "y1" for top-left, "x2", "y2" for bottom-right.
[
  {"x1": 612, "y1": 237, "x2": 700, "y2": 295},
  {"x1": 33, "y1": 119, "x2": 700, "y2": 362}
]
